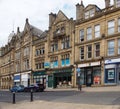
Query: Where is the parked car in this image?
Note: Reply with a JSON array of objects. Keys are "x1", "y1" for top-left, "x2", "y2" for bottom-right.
[
  {"x1": 10, "y1": 85, "x2": 24, "y2": 92},
  {"x1": 24, "y1": 84, "x2": 45, "y2": 92}
]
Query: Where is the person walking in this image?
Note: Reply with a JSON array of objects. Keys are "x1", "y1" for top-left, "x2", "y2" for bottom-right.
[{"x1": 78, "y1": 77, "x2": 82, "y2": 91}]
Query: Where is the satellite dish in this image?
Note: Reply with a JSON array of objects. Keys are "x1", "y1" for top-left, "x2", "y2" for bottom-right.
[{"x1": 8, "y1": 31, "x2": 15, "y2": 42}]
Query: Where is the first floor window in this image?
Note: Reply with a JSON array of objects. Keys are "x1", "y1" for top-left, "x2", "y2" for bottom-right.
[
  {"x1": 95, "y1": 43, "x2": 100, "y2": 57},
  {"x1": 80, "y1": 47, "x2": 84, "y2": 60},
  {"x1": 87, "y1": 45, "x2": 92, "y2": 58},
  {"x1": 108, "y1": 40, "x2": 115, "y2": 56}
]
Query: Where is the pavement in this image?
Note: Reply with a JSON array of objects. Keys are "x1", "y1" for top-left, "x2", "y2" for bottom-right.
[{"x1": 0, "y1": 86, "x2": 120, "y2": 109}]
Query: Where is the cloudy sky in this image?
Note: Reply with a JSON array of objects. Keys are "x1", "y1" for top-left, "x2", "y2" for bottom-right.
[{"x1": 0, "y1": 0, "x2": 113, "y2": 47}]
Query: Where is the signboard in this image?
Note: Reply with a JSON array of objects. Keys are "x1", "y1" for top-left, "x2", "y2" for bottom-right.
[
  {"x1": 108, "y1": 69, "x2": 114, "y2": 80},
  {"x1": 76, "y1": 68, "x2": 81, "y2": 73},
  {"x1": 94, "y1": 76, "x2": 100, "y2": 84},
  {"x1": 44, "y1": 62, "x2": 50, "y2": 68}
]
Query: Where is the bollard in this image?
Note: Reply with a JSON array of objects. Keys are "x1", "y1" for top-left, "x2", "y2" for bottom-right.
[
  {"x1": 13, "y1": 92, "x2": 16, "y2": 104},
  {"x1": 30, "y1": 89, "x2": 33, "y2": 102}
]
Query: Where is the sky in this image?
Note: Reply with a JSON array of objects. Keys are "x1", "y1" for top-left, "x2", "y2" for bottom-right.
[{"x1": 0, "y1": 0, "x2": 114, "y2": 47}]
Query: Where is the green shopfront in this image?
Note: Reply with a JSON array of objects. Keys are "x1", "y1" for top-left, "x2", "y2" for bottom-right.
[
  {"x1": 33, "y1": 71, "x2": 47, "y2": 87},
  {"x1": 48, "y1": 68, "x2": 72, "y2": 88}
]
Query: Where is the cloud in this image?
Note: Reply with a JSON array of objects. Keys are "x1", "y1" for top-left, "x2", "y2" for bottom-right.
[{"x1": 0, "y1": 0, "x2": 108, "y2": 47}]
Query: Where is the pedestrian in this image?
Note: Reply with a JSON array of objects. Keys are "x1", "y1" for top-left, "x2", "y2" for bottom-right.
[{"x1": 78, "y1": 81, "x2": 82, "y2": 91}]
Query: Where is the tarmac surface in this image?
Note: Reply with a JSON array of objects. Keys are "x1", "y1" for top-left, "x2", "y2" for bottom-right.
[{"x1": 0, "y1": 86, "x2": 120, "y2": 109}]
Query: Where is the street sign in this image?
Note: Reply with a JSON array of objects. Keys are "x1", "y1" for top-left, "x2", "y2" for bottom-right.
[{"x1": 76, "y1": 68, "x2": 80, "y2": 73}]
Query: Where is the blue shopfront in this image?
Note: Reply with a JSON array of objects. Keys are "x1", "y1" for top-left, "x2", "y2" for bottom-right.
[
  {"x1": 105, "y1": 58, "x2": 120, "y2": 85},
  {"x1": 14, "y1": 74, "x2": 21, "y2": 86}
]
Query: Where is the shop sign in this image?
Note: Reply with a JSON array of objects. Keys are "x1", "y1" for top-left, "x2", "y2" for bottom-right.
[
  {"x1": 33, "y1": 71, "x2": 46, "y2": 76},
  {"x1": 14, "y1": 74, "x2": 20, "y2": 82},
  {"x1": 91, "y1": 62, "x2": 100, "y2": 66},
  {"x1": 44, "y1": 62, "x2": 50, "y2": 68},
  {"x1": 105, "y1": 58, "x2": 120, "y2": 64},
  {"x1": 53, "y1": 68, "x2": 72, "y2": 73},
  {"x1": 78, "y1": 63, "x2": 89, "y2": 67}
]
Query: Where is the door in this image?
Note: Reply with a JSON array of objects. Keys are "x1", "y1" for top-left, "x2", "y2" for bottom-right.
[
  {"x1": 48, "y1": 76, "x2": 53, "y2": 88},
  {"x1": 86, "y1": 69, "x2": 92, "y2": 86},
  {"x1": 117, "y1": 68, "x2": 120, "y2": 85}
]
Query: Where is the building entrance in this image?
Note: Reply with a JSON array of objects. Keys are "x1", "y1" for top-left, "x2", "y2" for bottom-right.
[{"x1": 86, "y1": 69, "x2": 92, "y2": 86}]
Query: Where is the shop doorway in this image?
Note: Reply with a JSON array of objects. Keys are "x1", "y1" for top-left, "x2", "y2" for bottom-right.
[
  {"x1": 118, "y1": 71, "x2": 120, "y2": 85},
  {"x1": 86, "y1": 69, "x2": 92, "y2": 86}
]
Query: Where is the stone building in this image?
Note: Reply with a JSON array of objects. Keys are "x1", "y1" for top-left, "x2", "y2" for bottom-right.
[
  {"x1": 1, "y1": 0, "x2": 120, "y2": 89},
  {"x1": 47, "y1": 10, "x2": 75, "y2": 88},
  {"x1": 32, "y1": 31, "x2": 48, "y2": 88},
  {"x1": 0, "y1": 35, "x2": 15, "y2": 89},
  {"x1": 75, "y1": 0, "x2": 120, "y2": 87},
  {"x1": 0, "y1": 19, "x2": 43, "y2": 89}
]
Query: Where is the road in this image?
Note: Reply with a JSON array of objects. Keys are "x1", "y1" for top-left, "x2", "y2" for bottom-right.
[{"x1": 0, "y1": 90, "x2": 120, "y2": 105}]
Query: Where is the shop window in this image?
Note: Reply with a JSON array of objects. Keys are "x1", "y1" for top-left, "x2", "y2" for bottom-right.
[
  {"x1": 105, "y1": 68, "x2": 116, "y2": 84},
  {"x1": 95, "y1": 25, "x2": 100, "y2": 38},
  {"x1": 61, "y1": 59, "x2": 65, "y2": 67},
  {"x1": 66, "y1": 58, "x2": 70, "y2": 66},
  {"x1": 108, "y1": 40, "x2": 115, "y2": 56},
  {"x1": 108, "y1": 20, "x2": 115, "y2": 35},
  {"x1": 87, "y1": 27, "x2": 92, "y2": 40},
  {"x1": 80, "y1": 29, "x2": 84, "y2": 42}
]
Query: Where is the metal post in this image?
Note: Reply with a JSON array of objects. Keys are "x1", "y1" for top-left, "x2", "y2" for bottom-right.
[
  {"x1": 30, "y1": 89, "x2": 33, "y2": 102},
  {"x1": 13, "y1": 92, "x2": 15, "y2": 104}
]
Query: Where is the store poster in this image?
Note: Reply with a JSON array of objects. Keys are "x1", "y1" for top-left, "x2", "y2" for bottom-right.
[{"x1": 108, "y1": 69, "x2": 114, "y2": 80}]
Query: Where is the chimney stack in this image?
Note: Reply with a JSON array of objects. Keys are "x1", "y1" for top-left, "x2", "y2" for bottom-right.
[
  {"x1": 105, "y1": 0, "x2": 110, "y2": 8},
  {"x1": 76, "y1": 0, "x2": 84, "y2": 20},
  {"x1": 49, "y1": 13, "x2": 56, "y2": 28}
]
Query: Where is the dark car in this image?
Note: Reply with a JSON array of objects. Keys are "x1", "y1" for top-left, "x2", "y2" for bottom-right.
[
  {"x1": 10, "y1": 85, "x2": 24, "y2": 92},
  {"x1": 24, "y1": 84, "x2": 45, "y2": 92}
]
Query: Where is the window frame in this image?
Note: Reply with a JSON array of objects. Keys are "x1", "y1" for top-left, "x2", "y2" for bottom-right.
[
  {"x1": 94, "y1": 24, "x2": 100, "y2": 38},
  {"x1": 87, "y1": 45, "x2": 92, "y2": 59},
  {"x1": 94, "y1": 43, "x2": 100, "y2": 57},
  {"x1": 107, "y1": 40, "x2": 115, "y2": 56},
  {"x1": 108, "y1": 20, "x2": 115, "y2": 35},
  {"x1": 80, "y1": 29, "x2": 84, "y2": 42},
  {"x1": 87, "y1": 27, "x2": 92, "y2": 40}
]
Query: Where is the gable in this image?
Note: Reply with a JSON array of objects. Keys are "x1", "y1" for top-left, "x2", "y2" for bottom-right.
[
  {"x1": 54, "y1": 10, "x2": 69, "y2": 24},
  {"x1": 85, "y1": 5, "x2": 96, "y2": 11}
]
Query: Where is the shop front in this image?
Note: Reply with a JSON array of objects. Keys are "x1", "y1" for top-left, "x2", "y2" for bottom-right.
[
  {"x1": 33, "y1": 71, "x2": 47, "y2": 87},
  {"x1": 78, "y1": 61, "x2": 101, "y2": 86},
  {"x1": 21, "y1": 72, "x2": 30, "y2": 87},
  {"x1": 51, "y1": 68, "x2": 72, "y2": 88},
  {"x1": 105, "y1": 58, "x2": 120, "y2": 85},
  {"x1": 14, "y1": 74, "x2": 20, "y2": 86}
]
